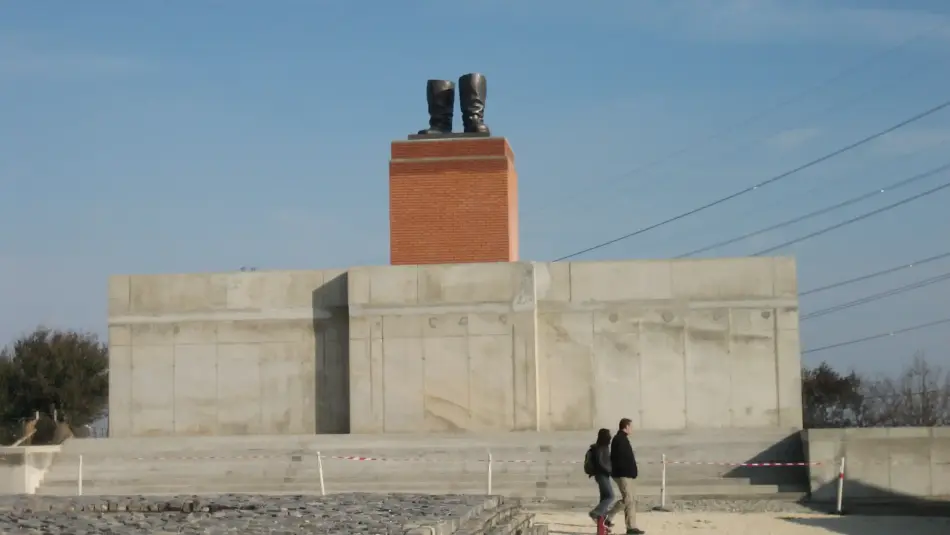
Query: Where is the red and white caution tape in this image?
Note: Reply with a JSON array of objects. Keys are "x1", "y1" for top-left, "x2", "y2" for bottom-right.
[
  {"x1": 666, "y1": 460, "x2": 819, "y2": 467},
  {"x1": 124, "y1": 454, "x2": 819, "y2": 467}
]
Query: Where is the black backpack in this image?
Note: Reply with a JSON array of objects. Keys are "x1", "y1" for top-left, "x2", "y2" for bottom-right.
[{"x1": 583, "y1": 446, "x2": 597, "y2": 476}]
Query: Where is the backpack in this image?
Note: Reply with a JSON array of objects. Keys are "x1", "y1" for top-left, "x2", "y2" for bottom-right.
[{"x1": 583, "y1": 447, "x2": 597, "y2": 476}]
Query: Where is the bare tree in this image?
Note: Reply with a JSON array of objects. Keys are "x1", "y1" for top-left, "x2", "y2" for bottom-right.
[{"x1": 863, "y1": 352, "x2": 950, "y2": 426}]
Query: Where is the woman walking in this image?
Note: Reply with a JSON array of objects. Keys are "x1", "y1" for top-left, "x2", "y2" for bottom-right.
[{"x1": 585, "y1": 428, "x2": 615, "y2": 533}]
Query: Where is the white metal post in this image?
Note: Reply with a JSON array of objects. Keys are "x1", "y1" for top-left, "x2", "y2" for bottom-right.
[
  {"x1": 317, "y1": 452, "x2": 326, "y2": 496},
  {"x1": 77, "y1": 455, "x2": 83, "y2": 496},
  {"x1": 487, "y1": 451, "x2": 493, "y2": 494},
  {"x1": 660, "y1": 454, "x2": 667, "y2": 509},
  {"x1": 23, "y1": 454, "x2": 29, "y2": 493},
  {"x1": 835, "y1": 456, "x2": 846, "y2": 514}
]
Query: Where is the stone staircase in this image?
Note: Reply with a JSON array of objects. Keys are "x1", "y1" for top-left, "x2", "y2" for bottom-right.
[{"x1": 36, "y1": 429, "x2": 808, "y2": 500}]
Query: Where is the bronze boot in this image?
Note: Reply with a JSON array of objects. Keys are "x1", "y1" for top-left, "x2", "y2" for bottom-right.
[
  {"x1": 417, "y1": 79, "x2": 455, "y2": 135},
  {"x1": 458, "y1": 73, "x2": 490, "y2": 134}
]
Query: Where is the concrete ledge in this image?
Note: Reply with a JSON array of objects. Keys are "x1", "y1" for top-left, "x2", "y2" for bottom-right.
[{"x1": 804, "y1": 428, "x2": 950, "y2": 501}]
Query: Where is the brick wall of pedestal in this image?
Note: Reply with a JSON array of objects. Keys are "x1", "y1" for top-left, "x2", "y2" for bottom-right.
[{"x1": 389, "y1": 137, "x2": 518, "y2": 265}]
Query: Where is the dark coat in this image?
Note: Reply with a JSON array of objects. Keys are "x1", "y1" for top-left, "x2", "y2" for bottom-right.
[
  {"x1": 610, "y1": 431, "x2": 638, "y2": 479},
  {"x1": 590, "y1": 444, "x2": 611, "y2": 476}
]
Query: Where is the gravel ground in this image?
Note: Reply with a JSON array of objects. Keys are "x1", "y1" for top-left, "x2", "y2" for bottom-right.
[{"x1": 0, "y1": 493, "x2": 492, "y2": 534}]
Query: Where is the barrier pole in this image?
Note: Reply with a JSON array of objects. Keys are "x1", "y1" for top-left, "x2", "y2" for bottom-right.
[
  {"x1": 77, "y1": 455, "x2": 83, "y2": 496},
  {"x1": 660, "y1": 454, "x2": 667, "y2": 509},
  {"x1": 317, "y1": 452, "x2": 326, "y2": 496},
  {"x1": 835, "y1": 456, "x2": 846, "y2": 515},
  {"x1": 486, "y1": 451, "x2": 493, "y2": 494}
]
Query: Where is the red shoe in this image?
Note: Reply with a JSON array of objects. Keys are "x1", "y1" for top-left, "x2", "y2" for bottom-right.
[{"x1": 596, "y1": 516, "x2": 608, "y2": 535}]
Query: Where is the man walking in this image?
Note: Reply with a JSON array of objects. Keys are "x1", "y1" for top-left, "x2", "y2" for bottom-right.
[{"x1": 608, "y1": 418, "x2": 644, "y2": 534}]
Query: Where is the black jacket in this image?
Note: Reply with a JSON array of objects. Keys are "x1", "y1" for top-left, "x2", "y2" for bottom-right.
[
  {"x1": 589, "y1": 444, "x2": 611, "y2": 476},
  {"x1": 610, "y1": 431, "x2": 638, "y2": 479}
]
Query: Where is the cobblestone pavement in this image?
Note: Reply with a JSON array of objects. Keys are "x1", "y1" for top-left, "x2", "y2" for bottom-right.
[{"x1": 0, "y1": 493, "x2": 490, "y2": 534}]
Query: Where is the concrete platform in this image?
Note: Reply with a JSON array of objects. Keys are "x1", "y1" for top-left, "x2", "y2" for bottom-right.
[{"x1": 36, "y1": 430, "x2": 807, "y2": 498}]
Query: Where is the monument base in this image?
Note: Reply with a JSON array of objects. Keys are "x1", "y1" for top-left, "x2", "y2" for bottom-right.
[{"x1": 406, "y1": 131, "x2": 491, "y2": 141}]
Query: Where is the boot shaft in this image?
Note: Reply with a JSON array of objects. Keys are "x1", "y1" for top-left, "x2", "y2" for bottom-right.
[
  {"x1": 458, "y1": 73, "x2": 489, "y2": 134},
  {"x1": 426, "y1": 79, "x2": 454, "y2": 128}
]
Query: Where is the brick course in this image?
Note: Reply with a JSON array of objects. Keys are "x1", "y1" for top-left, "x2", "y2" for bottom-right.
[{"x1": 389, "y1": 137, "x2": 518, "y2": 265}]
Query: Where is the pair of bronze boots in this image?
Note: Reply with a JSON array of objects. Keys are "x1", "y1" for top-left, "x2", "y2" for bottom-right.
[{"x1": 417, "y1": 73, "x2": 490, "y2": 136}]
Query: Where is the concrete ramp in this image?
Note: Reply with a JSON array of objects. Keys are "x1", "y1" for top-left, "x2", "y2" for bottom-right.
[{"x1": 37, "y1": 430, "x2": 808, "y2": 499}]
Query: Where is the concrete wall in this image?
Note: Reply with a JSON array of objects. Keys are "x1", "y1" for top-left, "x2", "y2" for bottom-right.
[
  {"x1": 535, "y1": 258, "x2": 802, "y2": 431},
  {"x1": 108, "y1": 269, "x2": 350, "y2": 437},
  {"x1": 345, "y1": 258, "x2": 801, "y2": 433},
  {"x1": 347, "y1": 263, "x2": 540, "y2": 433},
  {"x1": 0, "y1": 446, "x2": 60, "y2": 494},
  {"x1": 805, "y1": 427, "x2": 950, "y2": 500},
  {"x1": 108, "y1": 257, "x2": 802, "y2": 437}
]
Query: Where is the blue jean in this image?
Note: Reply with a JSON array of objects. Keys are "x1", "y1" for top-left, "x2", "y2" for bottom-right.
[{"x1": 591, "y1": 474, "x2": 615, "y2": 517}]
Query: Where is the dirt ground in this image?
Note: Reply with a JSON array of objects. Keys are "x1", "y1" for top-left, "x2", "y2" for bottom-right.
[{"x1": 535, "y1": 510, "x2": 950, "y2": 535}]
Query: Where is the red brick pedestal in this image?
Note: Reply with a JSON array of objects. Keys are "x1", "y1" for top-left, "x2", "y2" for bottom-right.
[{"x1": 389, "y1": 136, "x2": 519, "y2": 265}]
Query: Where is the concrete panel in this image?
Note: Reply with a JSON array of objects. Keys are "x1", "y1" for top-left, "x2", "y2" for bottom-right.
[
  {"x1": 510, "y1": 313, "x2": 540, "y2": 432},
  {"x1": 684, "y1": 310, "x2": 732, "y2": 428},
  {"x1": 108, "y1": 275, "x2": 131, "y2": 315},
  {"x1": 172, "y1": 344, "x2": 218, "y2": 435},
  {"x1": 108, "y1": 345, "x2": 132, "y2": 438},
  {"x1": 569, "y1": 260, "x2": 672, "y2": 302},
  {"x1": 212, "y1": 270, "x2": 329, "y2": 310},
  {"x1": 772, "y1": 257, "x2": 797, "y2": 298},
  {"x1": 805, "y1": 428, "x2": 950, "y2": 500},
  {"x1": 129, "y1": 274, "x2": 229, "y2": 314},
  {"x1": 534, "y1": 261, "x2": 570, "y2": 303},
  {"x1": 671, "y1": 258, "x2": 774, "y2": 300},
  {"x1": 317, "y1": 322, "x2": 348, "y2": 433},
  {"x1": 216, "y1": 343, "x2": 263, "y2": 435},
  {"x1": 419, "y1": 263, "x2": 526, "y2": 304},
  {"x1": 889, "y1": 437, "x2": 933, "y2": 495},
  {"x1": 775, "y1": 325, "x2": 804, "y2": 428},
  {"x1": 639, "y1": 313, "x2": 686, "y2": 430},
  {"x1": 468, "y1": 334, "x2": 516, "y2": 430},
  {"x1": 258, "y1": 342, "x2": 302, "y2": 435},
  {"x1": 382, "y1": 338, "x2": 425, "y2": 432},
  {"x1": 932, "y1": 436, "x2": 950, "y2": 495},
  {"x1": 367, "y1": 265, "x2": 419, "y2": 306},
  {"x1": 592, "y1": 310, "x2": 642, "y2": 430},
  {"x1": 109, "y1": 325, "x2": 131, "y2": 346},
  {"x1": 539, "y1": 312, "x2": 594, "y2": 430},
  {"x1": 422, "y1": 336, "x2": 470, "y2": 431},
  {"x1": 348, "y1": 337, "x2": 384, "y2": 434},
  {"x1": 130, "y1": 345, "x2": 175, "y2": 436}
]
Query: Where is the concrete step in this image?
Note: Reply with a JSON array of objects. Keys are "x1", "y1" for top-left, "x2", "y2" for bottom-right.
[
  {"x1": 58, "y1": 430, "x2": 802, "y2": 455},
  {"x1": 43, "y1": 474, "x2": 768, "y2": 488},
  {"x1": 35, "y1": 482, "x2": 806, "y2": 497}
]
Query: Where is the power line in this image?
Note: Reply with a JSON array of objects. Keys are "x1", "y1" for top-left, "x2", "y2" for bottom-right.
[
  {"x1": 801, "y1": 270, "x2": 950, "y2": 321},
  {"x1": 554, "y1": 97, "x2": 950, "y2": 261},
  {"x1": 551, "y1": 16, "x2": 950, "y2": 208},
  {"x1": 803, "y1": 318, "x2": 950, "y2": 355},
  {"x1": 801, "y1": 251, "x2": 950, "y2": 296},
  {"x1": 752, "y1": 176, "x2": 950, "y2": 256},
  {"x1": 677, "y1": 162, "x2": 950, "y2": 258}
]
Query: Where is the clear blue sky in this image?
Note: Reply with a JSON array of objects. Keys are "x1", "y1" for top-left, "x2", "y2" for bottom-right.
[{"x1": 2, "y1": 0, "x2": 949, "y2": 377}]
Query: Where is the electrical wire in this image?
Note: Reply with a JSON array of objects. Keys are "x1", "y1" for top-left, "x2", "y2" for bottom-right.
[
  {"x1": 752, "y1": 177, "x2": 950, "y2": 256},
  {"x1": 677, "y1": 162, "x2": 950, "y2": 258},
  {"x1": 801, "y1": 270, "x2": 950, "y2": 321},
  {"x1": 663, "y1": 136, "x2": 950, "y2": 249},
  {"x1": 551, "y1": 15, "x2": 950, "y2": 207},
  {"x1": 803, "y1": 318, "x2": 950, "y2": 354},
  {"x1": 554, "y1": 97, "x2": 950, "y2": 261},
  {"x1": 801, "y1": 251, "x2": 950, "y2": 296}
]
